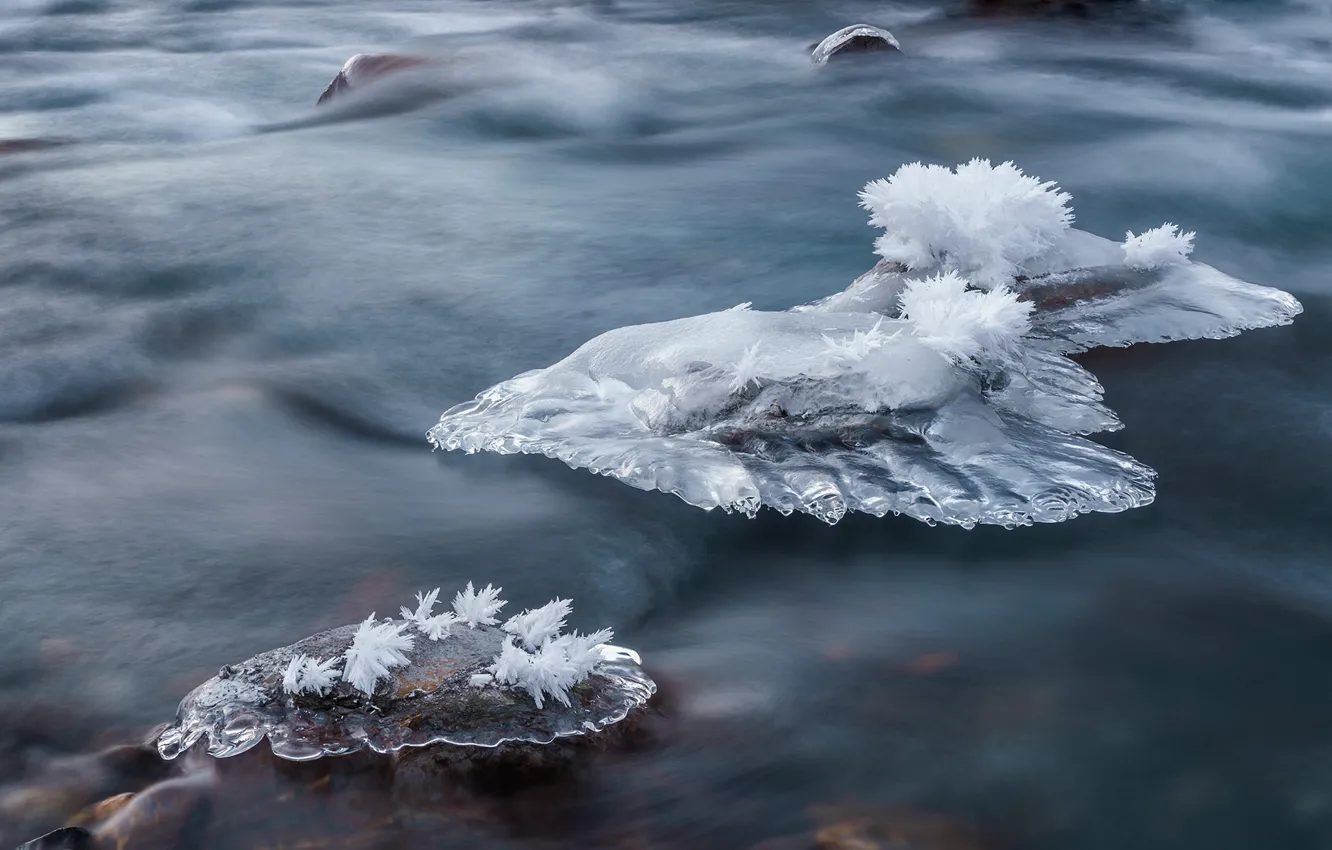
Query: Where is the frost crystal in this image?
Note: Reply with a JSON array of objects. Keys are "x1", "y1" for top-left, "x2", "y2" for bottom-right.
[
  {"x1": 550, "y1": 628, "x2": 615, "y2": 679},
  {"x1": 729, "y1": 342, "x2": 766, "y2": 393},
  {"x1": 490, "y1": 600, "x2": 614, "y2": 709},
  {"x1": 860, "y1": 159, "x2": 1073, "y2": 288},
  {"x1": 898, "y1": 271, "x2": 1033, "y2": 363},
  {"x1": 822, "y1": 317, "x2": 895, "y2": 363},
  {"x1": 492, "y1": 638, "x2": 581, "y2": 709},
  {"x1": 503, "y1": 598, "x2": 573, "y2": 650},
  {"x1": 1122, "y1": 223, "x2": 1196, "y2": 270},
  {"x1": 282, "y1": 654, "x2": 342, "y2": 696},
  {"x1": 400, "y1": 587, "x2": 459, "y2": 641},
  {"x1": 342, "y1": 615, "x2": 415, "y2": 696},
  {"x1": 453, "y1": 582, "x2": 507, "y2": 628}
]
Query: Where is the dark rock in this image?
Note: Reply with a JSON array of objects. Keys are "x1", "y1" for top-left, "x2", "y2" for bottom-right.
[
  {"x1": 316, "y1": 54, "x2": 437, "y2": 106},
  {"x1": 962, "y1": 0, "x2": 1142, "y2": 18},
  {"x1": 13, "y1": 828, "x2": 92, "y2": 850},
  {"x1": 0, "y1": 139, "x2": 72, "y2": 155}
]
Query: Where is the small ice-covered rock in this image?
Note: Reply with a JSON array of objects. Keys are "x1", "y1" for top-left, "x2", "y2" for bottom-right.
[
  {"x1": 811, "y1": 159, "x2": 1302, "y2": 354},
  {"x1": 316, "y1": 53, "x2": 436, "y2": 106},
  {"x1": 428, "y1": 159, "x2": 1298, "y2": 526},
  {"x1": 156, "y1": 587, "x2": 652, "y2": 762},
  {"x1": 812, "y1": 24, "x2": 901, "y2": 65}
]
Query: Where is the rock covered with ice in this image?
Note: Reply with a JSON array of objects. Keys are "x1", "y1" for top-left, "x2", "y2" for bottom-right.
[
  {"x1": 811, "y1": 25, "x2": 901, "y2": 65},
  {"x1": 428, "y1": 159, "x2": 1300, "y2": 526},
  {"x1": 156, "y1": 585, "x2": 654, "y2": 762},
  {"x1": 316, "y1": 53, "x2": 436, "y2": 106}
]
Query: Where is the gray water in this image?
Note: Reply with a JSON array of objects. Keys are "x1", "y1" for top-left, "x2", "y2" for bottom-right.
[{"x1": 1, "y1": 0, "x2": 1331, "y2": 847}]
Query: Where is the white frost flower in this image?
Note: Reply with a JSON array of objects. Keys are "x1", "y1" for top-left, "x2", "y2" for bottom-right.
[
  {"x1": 729, "y1": 342, "x2": 767, "y2": 393},
  {"x1": 342, "y1": 614, "x2": 415, "y2": 696},
  {"x1": 1122, "y1": 222, "x2": 1195, "y2": 270},
  {"x1": 503, "y1": 598, "x2": 572, "y2": 650},
  {"x1": 452, "y1": 581, "x2": 507, "y2": 628},
  {"x1": 549, "y1": 627, "x2": 614, "y2": 679},
  {"x1": 282, "y1": 654, "x2": 342, "y2": 696},
  {"x1": 400, "y1": 588, "x2": 459, "y2": 641},
  {"x1": 726, "y1": 301, "x2": 753, "y2": 311},
  {"x1": 859, "y1": 159, "x2": 1073, "y2": 289},
  {"x1": 491, "y1": 638, "x2": 581, "y2": 709},
  {"x1": 822, "y1": 318, "x2": 897, "y2": 363},
  {"x1": 898, "y1": 271, "x2": 1033, "y2": 364},
  {"x1": 489, "y1": 592, "x2": 614, "y2": 710}
]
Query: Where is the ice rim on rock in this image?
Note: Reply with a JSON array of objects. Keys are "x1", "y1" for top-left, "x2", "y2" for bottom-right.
[
  {"x1": 156, "y1": 587, "x2": 654, "y2": 762},
  {"x1": 811, "y1": 24, "x2": 901, "y2": 66},
  {"x1": 428, "y1": 159, "x2": 1301, "y2": 527}
]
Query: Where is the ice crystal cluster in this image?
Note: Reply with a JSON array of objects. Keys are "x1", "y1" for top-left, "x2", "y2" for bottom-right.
[
  {"x1": 156, "y1": 585, "x2": 654, "y2": 761},
  {"x1": 428, "y1": 159, "x2": 1302, "y2": 527}
]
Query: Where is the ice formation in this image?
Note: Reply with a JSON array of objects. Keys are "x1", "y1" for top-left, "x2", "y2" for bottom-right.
[
  {"x1": 453, "y1": 581, "x2": 506, "y2": 628},
  {"x1": 156, "y1": 586, "x2": 653, "y2": 761},
  {"x1": 400, "y1": 588, "x2": 459, "y2": 641},
  {"x1": 503, "y1": 598, "x2": 573, "y2": 650},
  {"x1": 1122, "y1": 223, "x2": 1195, "y2": 270},
  {"x1": 342, "y1": 615, "x2": 415, "y2": 696},
  {"x1": 428, "y1": 159, "x2": 1301, "y2": 526},
  {"x1": 859, "y1": 160, "x2": 1073, "y2": 289},
  {"x1": 811, "y1": 24, "x2": 901, "y2": 65}
]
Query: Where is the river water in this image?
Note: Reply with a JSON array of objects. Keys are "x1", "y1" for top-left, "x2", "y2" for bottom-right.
[{"x1": 1, "y1": 0, "x2": 1331, "y2": 847}]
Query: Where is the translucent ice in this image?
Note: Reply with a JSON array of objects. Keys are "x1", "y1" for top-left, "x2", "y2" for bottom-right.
[
  {"x1": 811, "y1": 25, "x2": 901, "y2": 66},
  {"x1": 428, "y1": 160, "x2": 1300, "y2": 526},
  {"x1": 156, "y1": 587, "x2": 653, "y2": 762}
]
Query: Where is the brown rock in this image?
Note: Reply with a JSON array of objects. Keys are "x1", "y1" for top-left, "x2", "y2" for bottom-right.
[
  {"x1": 757, "y1": 805, "x2": 992, "y2": 850},
  {"x1": 67, "y1": 793, "x2": 136, "y2": 828},
  {"x1": 811, "y1": 806, "x2": 989, "y2": 850},
  {"x1": 90, "y1": 773, "x2": 214, "y2": 850},
  {"x1": 905, "y1": 651, "x2": 960, "y2": 676}
]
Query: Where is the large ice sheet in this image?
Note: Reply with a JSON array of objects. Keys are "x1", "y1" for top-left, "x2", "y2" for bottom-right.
[
  {"x1": 428, "y1": 160, "x2": 1299, "y2": 526},
  {"x1": 430, "y1": 308, "x2": 1154, "y2": 526}
]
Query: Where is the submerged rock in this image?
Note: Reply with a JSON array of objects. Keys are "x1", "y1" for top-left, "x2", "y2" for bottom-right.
[
  {"x1": 66, "y1": 793, "x2": 136, "y2": 828},
  {"x1": 0, "y1": 729, "x2": 176, "y2": 844},
  {"x1": 0, "y1": 139, "x2": 72, "y2": 155},
  {"x1": 963, "y1": 0, "x2": 1144, "y2": 16},
  {"x1": 811, "y1": 25, "x2": 901, "y2": 65},
  {"x1": 88, "y1": 774, "x2": 213, "y2": 850},
  {"x1": 13, "y1": 828, "x2": 91, "y2": 850},
  {"x1": 753, "y1": 804, "x2": 991, "y2": 850},
  {"x1": 157, "y1": 588, "x2": 655, "y2": 762}
]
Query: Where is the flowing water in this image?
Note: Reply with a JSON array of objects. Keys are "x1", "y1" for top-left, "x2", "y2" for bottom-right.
[{"x1": 1, "y1": 0, "x2": 1331, "y2": 846}]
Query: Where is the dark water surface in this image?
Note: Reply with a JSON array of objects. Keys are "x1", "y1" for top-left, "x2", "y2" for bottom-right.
[{"x1": 2, "y1": 0, "x2": 1331, "y2": 846}]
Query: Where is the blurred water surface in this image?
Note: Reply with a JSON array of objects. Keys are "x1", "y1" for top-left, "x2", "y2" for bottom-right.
[{"x1": 1, "y1": 0, "x2": 1331, "y2": 846}]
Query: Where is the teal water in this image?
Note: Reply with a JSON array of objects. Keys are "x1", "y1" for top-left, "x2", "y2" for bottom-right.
[{"x1": 1, "y1": 0, "x2": 1330, "y2": 846}]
